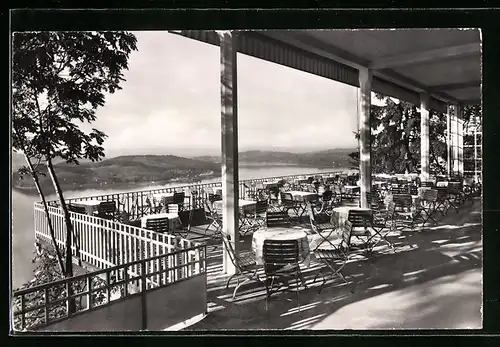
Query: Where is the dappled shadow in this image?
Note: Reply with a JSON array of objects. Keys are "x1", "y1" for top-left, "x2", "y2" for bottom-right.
[{"x1": 185, "y1": 198, "x2": 482, "y2": 330}]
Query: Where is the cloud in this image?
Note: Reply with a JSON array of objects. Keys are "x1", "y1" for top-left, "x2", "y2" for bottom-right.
[{"x1": 90, "y1": 31, "x2": 359, "y2": 156}]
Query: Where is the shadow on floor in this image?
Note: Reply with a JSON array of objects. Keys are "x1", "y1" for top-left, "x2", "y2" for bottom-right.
[{"x1": 186, "y1": 198, "x2": 482, "y2": 330}]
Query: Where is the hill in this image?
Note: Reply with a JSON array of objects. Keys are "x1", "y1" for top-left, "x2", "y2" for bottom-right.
[
  {"x1": 12, "y1": 154, "x2": 220, "y2": 193},
  {"x1": 194, "y1": 148, "x2": 356, "y2": 168}
]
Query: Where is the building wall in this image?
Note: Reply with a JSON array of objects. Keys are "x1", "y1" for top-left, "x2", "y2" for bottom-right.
[{"x1": 36, "y1": 274, "x2": 207, "y2": 332}]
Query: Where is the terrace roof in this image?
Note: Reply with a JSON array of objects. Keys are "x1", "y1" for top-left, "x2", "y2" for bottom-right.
[{"x1": 171, "y1": 29, "x2": 481, "y2": 112}]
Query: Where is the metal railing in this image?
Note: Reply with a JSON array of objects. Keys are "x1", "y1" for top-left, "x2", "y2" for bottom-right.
[
  {"x1": 12, "y1": 244, "x2": 206, "y2": 331},
  {"x1": 53, "y1": 171, "x2": 344, "y2": 220}
]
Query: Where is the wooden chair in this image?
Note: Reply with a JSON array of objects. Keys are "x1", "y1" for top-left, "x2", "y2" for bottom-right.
[
  {"x1": 172, "y1": 192, "x2": 185, "y2": 211},
  {"x1": 280, "y1": 192, "x2": 300, "y2": 216},
  {"x1": 348, "y1": 209, "x2": 374, "y2": 251},
  {"x1": 390, "y1": 194, "x2": 416, "y2": 230},
  {"x1": 266, "y1": 211, "x2": 291, "y2": 228},
  {"x1": 249, "y1": 200, "x2": 268, "y2": 230},
  {"x1": 263, "y1": 239, "x2": 307, "y2": 311},
  {"x1": 313, "y1": 220, "x2": 355, "y2": 293},
  {"x1": 167, "y1": 203, "x2": 179, "y2": 215},
  {"x1": 145, "y1": 217, "x2": 169, "y2": 233},
  {"x1": 221, "y1": 233, "x2": 263, "y2": 299},
  {"x1": 418, "y1": 188, "x2": 439, "y2": 226},
  {"x1": 95, "y1": 201, "x2": 116, "y2": 220},
  {"x1": 204, "y1": 200, "x2": 223, "y2": 236},
  {"x1": 314, "y1": 190, "x2": 334, "y2": 217},
  {"x1": 68, "y1": 204, "x2": 87, "y2": 214}
]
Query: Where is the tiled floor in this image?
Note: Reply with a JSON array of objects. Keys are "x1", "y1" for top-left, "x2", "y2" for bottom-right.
[{"x1": 183, "y1": 197, "x2": 482, "y2": 330}]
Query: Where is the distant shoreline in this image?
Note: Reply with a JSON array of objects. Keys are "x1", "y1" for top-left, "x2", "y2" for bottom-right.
[{"x1": 12, "y1": 164, "x2": 345, "y2": 197}]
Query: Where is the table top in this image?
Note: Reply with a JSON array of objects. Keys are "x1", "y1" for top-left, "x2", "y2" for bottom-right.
[
  {"x1": 333, "y1": 206, "x2": 371, "y2": 213},
  {"x1": 253, "y1": 226, "x2": 310, "y2": 241},
  {"x1": 214, "y1": 199, "x2": 256, "y2": 208},
  {"x1": 288, "y1": 190, "x2": 317, "y2": 197},
  {"x1": 153, "y1": 192, "x2": 175, "y2": 199},
  {"x1": 344, "y1": 185, "x2": 360, "y2": 190},
  {"x1": 73, "y1": 200, "x2": 102, "y2": 206},
  {"x1": 141, "y1": 212, "x2": 179, "y2": 221}
]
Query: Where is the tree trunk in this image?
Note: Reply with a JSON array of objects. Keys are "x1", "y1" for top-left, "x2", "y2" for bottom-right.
[
  {"x1": 23, "y1": 154, "x2": 66, "y2": 274},
  {"x1": 46, "y1": 158, "x2": 74, "y2": 277},
  {"x1": 46, "y1": 158, "x2": 78, "y2": 314}
]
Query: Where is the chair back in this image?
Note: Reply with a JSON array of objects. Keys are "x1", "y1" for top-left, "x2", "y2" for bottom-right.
[
  {"x1": 208, "y1": 193, "x2": 222, "y2": 203},
  {"x1": 266, "y1": 211, "x2": 291, "y2": 228},
  {"x1": 220, "y1": 233, "x2": 240, "y2": 269},
  {"x1": 392, "y1": 194, "x2": 413, "y2": 210},
  {"x1": 172, "y1": 192, "x2": 185, "y2": 206},
  {"x1": 420, "y1": 181, "x2": 435, "y2": 188},
  {"x1": 408, "y1": 185, "x2": 418, "y2": 195},
  {"x1": 340, "y1": 220, "x2": 353, "y2": 251},
  {"x1": 96, "y1": 201, "x2": 116, "y2": 219},
  {"x1": 167, "y1": 203, "x2": 179, "y2": 214},
  {"x1": 280, "y1": 192, "x2": 295, "y2": 205},
  {"x1": 347, "y1": 209, "x2": 373, "y2": 229},
  {"x1": 263, "y1": 239, "x2": 300, "y2": 276},
  {"x1": 255, "y1": 200, "x2": 268, "y2": 214},
  {"x1": 68, "y1": 204, "x2": 86, "y2": 214},
  {"x1": 321, "y1": 190, "x2": 333, "y2": 201},
  {"x1": 145, "y1": 217, "x2": 169, "y2": 233},
  {"x1": 418, "y1": 187, "x2": 438, "y2": 202}
]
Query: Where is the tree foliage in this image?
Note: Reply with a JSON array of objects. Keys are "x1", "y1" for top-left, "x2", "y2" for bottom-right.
[
  {"x1": 349, "y1": 94, "x2": 453, "y2": 175},
  {"x1": 12, "y1": 31, "x2": 138, "y2": 278},
  {"x1": 12, "y1": 31, "x2": 138, "y2": 164}
]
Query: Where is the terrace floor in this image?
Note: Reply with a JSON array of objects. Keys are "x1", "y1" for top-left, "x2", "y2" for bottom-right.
[{"x1": 183, "y1": 197, "x2": 482, "y2": 330}]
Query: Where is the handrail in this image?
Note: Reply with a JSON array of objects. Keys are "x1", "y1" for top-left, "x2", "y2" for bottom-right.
[{"x1": 13, "y1": 244, "x2": 206, "y2": 296}]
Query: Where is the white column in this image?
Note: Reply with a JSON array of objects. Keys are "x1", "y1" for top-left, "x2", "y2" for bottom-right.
[
  {"x1": 219, "y1": 31, "x2": 239, "y2": 275},
  {"x1": 420, "y1": 92, "x2": 431, "y2": 182},
  {"x1": 446, "y1": 107, "x2": 452, "y2": 176},
  {"x1": 449, "y1": 105, "x2": 460, "y2": 175},
  {"x1": 457, "y1": 106, "x2": 464, "y2": 177},
  {"x1": 358, "y1": 68, "x2": 372, "y2": 208}
]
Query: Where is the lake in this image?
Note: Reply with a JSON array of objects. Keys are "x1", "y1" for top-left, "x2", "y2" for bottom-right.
[{"x1": 11, "y1": 165, "x2": 338, "y2": 289}]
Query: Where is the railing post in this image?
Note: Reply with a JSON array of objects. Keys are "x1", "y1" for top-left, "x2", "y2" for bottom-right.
[{"x1": 140, "y1": 260, "x2": 148, "y2": 331}]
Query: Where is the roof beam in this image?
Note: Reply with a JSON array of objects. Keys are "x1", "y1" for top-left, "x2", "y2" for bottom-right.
[
  {"x1": 261, "y1": 31, "x2": 370, "y2": 70},
  {"x1": 429, "y1": 80, "x2": 481, "y2": 91},
  {"x1": 369, "y1": 43, "x2": 481, "y2": 69}
]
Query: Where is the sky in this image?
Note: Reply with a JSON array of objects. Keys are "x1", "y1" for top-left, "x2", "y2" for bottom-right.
[{"x1": 86, "y1": 31, "x2": 360, "y2": 158}]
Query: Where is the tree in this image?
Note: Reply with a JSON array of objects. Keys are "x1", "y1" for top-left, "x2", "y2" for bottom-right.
[
  {"x1": 12, "y1": 32, "x2": 138, "y2": 282},
  {"x1": 348, "y1": 94, "x2": 449, "y2": 175}
]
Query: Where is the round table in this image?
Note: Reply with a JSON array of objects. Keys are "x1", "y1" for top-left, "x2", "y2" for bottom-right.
[
  {"x1": 252, "y1": 227, "x2": 311, "y2": 266},
  {"x1": 331, "y1": 206, "x2": 372, "y2": 229}
]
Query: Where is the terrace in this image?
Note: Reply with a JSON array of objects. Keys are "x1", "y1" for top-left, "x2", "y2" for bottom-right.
[{"x1": 11, "y1": 28, "x2": 482, "y2": 332}]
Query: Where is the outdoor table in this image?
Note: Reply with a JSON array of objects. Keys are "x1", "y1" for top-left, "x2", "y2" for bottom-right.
[
  {"x1": 210, "y1": 187, "x2": 223, "y2": 196},
  {"x1": 343, "y1": 185, "x2": 360, "y2": 193},
  {"x1": 331, "y1": 206, "x2": 372, "y2": 230},
  {"x1": 213, "y1": 199, "x2": 257, "y2": 213},
  {"x1": 141, "y1": 212, "x2": 182, "y2": 233},
  {"x1": 252, "y1": 226, "x2": 312, "y2": 266},
  {"x1": 263, "y1": 181, "x2": 280, "y2": 189},
  {"x1": 72, "y1": 200, "x2": 103, "y2": 215},
  {"x1": 287, "y1": 191, "x2": 318, "y2": 202},
  {"x1": 436, "y1": 181, "x2": 449, "y2": 187}
]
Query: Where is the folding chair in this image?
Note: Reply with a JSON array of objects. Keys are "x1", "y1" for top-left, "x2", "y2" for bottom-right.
[
  {"x1": 222, "y1": 233, "x2": 263, "y2": 299},
  {"x1": 95, "y1": 200, "x2": 116, "y2": 220},
  {"x1": 172, "y1": 192, "x2": 186, "y2": 212},
  {"x1": 313, "y1": 190, "x2": 334, "y2": 218},
  {"x1": 390, "y1": 194, "x2": 416, "y2": 230},
  {"x1": 446, "y1": 182, "x2": 463, "y2": 213},
  {"x1": 247, "y1": 200, "x2": 268, "y2": 230},
  {"x1": 266, "y1": 211, "x2": 291, "y2": 228},
  {"x1": 366, "y1": 193, "x2": 395, "y2": 252},
  {"x1": 348, "y1": 209, "x2": 375, "y2": 253},
  {"x1": 434, "y1": 187, "x2": 450, "y2": 216},
  {"x1": 167, "y1": 203, "x2": 179, "y2": 215},
  {"x1": 145, "y1": 217, "x2": 169, "y2": 233},
  {"x1": 280, "y1": 192, "x2": 301, "y2": 217},
  {"x1": 204, "y1": 200, "x2": 223, "y2": 236},
  {"x1": 313, "y1": 220, "x2": 355, "y2": 293},
  {"x1": 263, "y1": 239, "x2": 307, "y2": 311},
  {"x1": 68, "y1": 204, "x2": 87, "y2": 214},
  {"x1": 418, "y1": 188, "x2": 439, "y2": 226}
]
